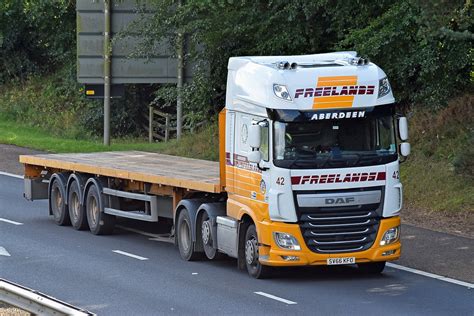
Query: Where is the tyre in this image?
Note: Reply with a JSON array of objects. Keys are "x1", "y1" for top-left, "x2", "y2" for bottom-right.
[
  {"x1": 200, "y1": 212, "x2": 223, "y2": 260},
  {"x1": 177, "y1": 209, "x2": 200, "y2": 261},
  {"x1": 85, "y1": 183, "x2": 115, "y2": 235},
  {"x1": 49, "y1": 178, "x2": 70, "y2": 226},
  {"x1": 244, "y1": 224, "x2": 272, "y2": 279},
  {"x1": 68, "y1": 180, "x2": 88, "y2": 230},
  {"x1": 358, "y1": 261, "x2": 386, "y2": 274}
]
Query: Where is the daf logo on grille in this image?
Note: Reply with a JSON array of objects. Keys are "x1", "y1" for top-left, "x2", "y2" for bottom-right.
[{"x1": 325, "y1": 197, "x2": 356, "y2": 205}]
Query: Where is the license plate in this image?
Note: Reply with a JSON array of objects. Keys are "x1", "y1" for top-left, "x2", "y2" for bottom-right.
[{"x1": 327, "y1": 257, "x2": 355, "y2": 265}]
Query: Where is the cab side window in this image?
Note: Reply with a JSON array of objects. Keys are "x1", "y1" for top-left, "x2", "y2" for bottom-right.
[{"x1": 260, "y1": 121, "x2": 269, "y2": 161}]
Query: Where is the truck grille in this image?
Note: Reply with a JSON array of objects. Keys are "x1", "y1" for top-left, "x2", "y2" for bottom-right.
[{"x1": 295, "y1": 188, "x2": 383, "y2": 253}]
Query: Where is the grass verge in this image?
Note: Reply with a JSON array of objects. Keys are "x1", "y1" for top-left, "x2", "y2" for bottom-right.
[{"x1": 0, "y1": 117, "x2": 219, "y2": 161}]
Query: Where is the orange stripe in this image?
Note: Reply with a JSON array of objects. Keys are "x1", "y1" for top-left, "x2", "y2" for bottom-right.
[
  {"x1": 313, "y1": 101, "x2": 355, "y2": 109},
  {"x1": 313, "y1": 96, "x2": 354, "y2": 102},
  {"x1": 318, "y1": 76, "x2": 357, "y2": 81},
  {"x1": 317, "y1": 80, "x2": 357, "y2": 87}
]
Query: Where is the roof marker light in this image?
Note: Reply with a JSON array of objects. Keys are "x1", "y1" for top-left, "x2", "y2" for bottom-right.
[{"x1": 277, "y1": 61, "x2": 290, "y2": 70}]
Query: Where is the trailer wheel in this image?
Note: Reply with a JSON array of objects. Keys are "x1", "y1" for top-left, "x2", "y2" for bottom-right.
[
  {"x1": 50, "y1": 178, "x2": 70, "y2": 226},
  {"x1": 177, "y1": 209, "x2": 200, "y2": 261},
  {"x1": 68, "y1": 180, "x2": 88, "y2": 230},
  {"x1": 357, "y1": 261, "x2": 386, "y2": 274},
  {"x1": 244, "y1": 224, "x2": 272, "y2": 279},
  {"x1": 85, "y1": 183, "x2": 115, "y2": 235}
]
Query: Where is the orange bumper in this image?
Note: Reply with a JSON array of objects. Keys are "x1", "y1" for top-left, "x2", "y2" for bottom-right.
[{"x1": 257, "y1": 216, "x2": 401, "y2": 267}]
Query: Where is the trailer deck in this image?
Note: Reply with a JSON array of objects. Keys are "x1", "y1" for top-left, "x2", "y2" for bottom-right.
[{"x1": 20, "y1": 151, "x2": 222, "y2": 193}]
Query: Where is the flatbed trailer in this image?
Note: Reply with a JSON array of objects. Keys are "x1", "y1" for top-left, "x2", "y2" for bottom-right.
[{"x1": 20, "y1": 151, "x2": 225, "y2": 233}]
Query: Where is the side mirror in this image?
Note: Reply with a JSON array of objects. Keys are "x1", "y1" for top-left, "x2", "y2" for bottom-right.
[
  {"x1": 398, "y1": 117, "x2": 408, "y2": 141},
  {"x1": 248, "y1": 151, "x2": 262, "y2": 163},
  {"x1": 248, "y1": 124, "x2": 261, "y2": 149},
  {"x1": 400, "y1": 142, "x2": 411, "y2": 157}
]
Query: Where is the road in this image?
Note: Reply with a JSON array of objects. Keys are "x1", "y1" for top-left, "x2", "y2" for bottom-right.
[{"x1": 0, "y1": 174, "x2": 473, "y2": 315}]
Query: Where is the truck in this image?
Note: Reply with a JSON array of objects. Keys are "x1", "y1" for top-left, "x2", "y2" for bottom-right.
[{"x1": 20, "y1": 52, "x2": 410, "y2": 278}]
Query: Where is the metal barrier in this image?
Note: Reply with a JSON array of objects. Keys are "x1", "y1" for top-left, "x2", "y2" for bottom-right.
[{"x1": 0, "y1": 279, "x2": 94, "y2": 316}]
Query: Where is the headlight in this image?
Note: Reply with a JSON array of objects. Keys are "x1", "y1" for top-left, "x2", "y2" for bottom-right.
[
  {"x1": 273, "y1": 84, "x2": 292, "y2": 102},
  {"x1": 380, "y1": 226, "x2": 400, "y2": 246},
  {"x1": 273, "y1": 232, "x2": 301, "y2": 250},
  {"x1": 378, "y1": 77, "x2": 391, "y2": 98}
]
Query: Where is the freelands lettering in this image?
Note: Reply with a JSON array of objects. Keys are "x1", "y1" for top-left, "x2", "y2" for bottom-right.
[
  {"x1": 291, "y1": 172, "x2": 386, "y2": 185},
  {"x1": 294, "y1": 85, "x2": 376, "y2": 99}
]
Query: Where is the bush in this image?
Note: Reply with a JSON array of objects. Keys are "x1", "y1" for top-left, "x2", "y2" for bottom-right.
[{"x1": 453, "y1": 133, "x2": 474, "y2": 178}]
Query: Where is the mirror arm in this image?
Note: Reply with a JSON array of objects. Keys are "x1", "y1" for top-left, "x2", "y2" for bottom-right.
[{"x1": 257, "y1": 161, "x2": 270, "y2": 171}]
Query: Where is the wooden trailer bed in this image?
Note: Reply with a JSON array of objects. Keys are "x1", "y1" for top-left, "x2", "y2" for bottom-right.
[{"x1": 20, "y1": 151, "x2": 222, "y2": 193}]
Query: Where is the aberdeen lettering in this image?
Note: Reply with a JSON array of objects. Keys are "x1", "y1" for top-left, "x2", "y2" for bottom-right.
[{"x1": 310, "y1": 111, "x2": 365, "y2": 120}]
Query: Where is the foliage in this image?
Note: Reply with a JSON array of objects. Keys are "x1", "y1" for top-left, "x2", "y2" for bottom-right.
[
  {"x1": 0, "y1": 0, "x2": 76, "y2": 83},
  {"x1": 0, "y1": 62, "x2": 88, "y2": 138},
  {"x1": 132, "y1": 0, "x2": 473, "y2": 114},
  {"x1": 341, "y1": 0, "x2": 473, "y2": 108},
  {"x1": 401, "y1": 94, "x2": 474, "y2": 212}
]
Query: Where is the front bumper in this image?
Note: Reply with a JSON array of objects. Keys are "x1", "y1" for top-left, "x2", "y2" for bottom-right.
[{"x1": 257, "y1": 216, "x2": 401, "y2": 266}]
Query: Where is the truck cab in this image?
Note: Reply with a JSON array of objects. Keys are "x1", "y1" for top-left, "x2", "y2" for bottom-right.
[{"x1": 222, "y1": 52, "x2": 410, "y2": 277}]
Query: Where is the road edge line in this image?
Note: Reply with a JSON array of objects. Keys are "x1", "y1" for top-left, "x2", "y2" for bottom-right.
[
  {"x1": 112, "y1": 250, "x2": 148, "y2": 261},
  {"x1": 254, "y1": 291, "x2": 297, "y2": 305},
  {"x1": 387, "y1": 263, "x2": 473, "y2": 289},
  {"x1": 0, "y1": 171, "x2": 23, "y2": 179}
]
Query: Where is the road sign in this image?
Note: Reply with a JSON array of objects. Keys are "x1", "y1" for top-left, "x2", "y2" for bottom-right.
[{"x1": 76, "y1": 0, "x2": 193, "y2": 84}]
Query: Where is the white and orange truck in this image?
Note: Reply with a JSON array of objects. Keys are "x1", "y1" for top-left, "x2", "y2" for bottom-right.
[{"x1": 20, "y1": 52, "x2": 410, "y2": 278}]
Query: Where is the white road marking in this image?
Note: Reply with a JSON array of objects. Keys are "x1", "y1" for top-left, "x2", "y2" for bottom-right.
[
  {"x1": 387, "y1": 263, "x2": 473, "y2": 289},
  {"x1": 254, "y1": 292, "x2": 297, "y2": 305},
  {"x1": 0, "y1": 218, "x2": 24, "y2": 225},
  {"x1": 116, "y1": 225, "x2": 174, "y2": 244},
  {"x1": 112, "y1": 250, "x2": 148, "y2": 261},
  {"x1": 0, "y1": 247, "x2": 11, "y2": 257},
  {"x1": 192, "y1": 272, "x2": 198, "y2": 275},
  {"x1": 0, "y1": 171, "x2": 23, "y2": 179}
]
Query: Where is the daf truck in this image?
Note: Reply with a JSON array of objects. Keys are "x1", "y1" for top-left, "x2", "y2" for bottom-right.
[{"x1": 20, "y1": 52, "x2": 410, "y2": 278}]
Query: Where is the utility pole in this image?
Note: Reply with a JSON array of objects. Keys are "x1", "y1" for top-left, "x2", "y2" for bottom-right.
[
  {"x1": 103, "y1": 0, "x2": 111, "y2": 146},
  {"x1": 176, "y1": 0, "x2": 184, "y2": 140}
]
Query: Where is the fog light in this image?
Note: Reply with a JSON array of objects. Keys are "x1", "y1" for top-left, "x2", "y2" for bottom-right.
[
  {"x1": 273, "y1": 232, "x2": 301, "y2": 250},
  {"x1": 380, "y1": 226, "x2": 400, "y2": 246},
  {"x1": 382, "y1": 250, "x2": 396, "y2": 256},
  {"x1": 281, "y1": 256, "x2": 299, "y2": 261}
]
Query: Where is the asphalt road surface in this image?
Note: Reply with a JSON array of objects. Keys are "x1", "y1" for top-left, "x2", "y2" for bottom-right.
[{"x1": 0, "y1": 175, "x2": 473, "y2": 315}]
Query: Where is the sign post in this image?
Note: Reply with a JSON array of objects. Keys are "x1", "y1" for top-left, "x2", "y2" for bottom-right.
[{"x1": 103, "y1": 0, "x2": 111, "y2": 146}]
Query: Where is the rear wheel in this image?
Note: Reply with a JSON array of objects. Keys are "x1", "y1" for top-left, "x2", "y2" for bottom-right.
[
  {"x1": 86, "y1": 183, "x2": 115, "y2": 235},
  {"x1": 244, "y1": 224, "x2": 272, "y2": 279},
  {"x1": 177, "y1": 210, "x2": 200, "y2": 261},
  {"x1": 358, "y1": 261, "x2": 386, "y2": 274},
  {"x1": 68, "y1": 181, "x2": 88, "y2": 230},
  {"x1": 200, "y1": 212, "x2": 222, "y2": 260},
  {"x1": 50, "y1": 178, "x2": 70, "y2": 226}
]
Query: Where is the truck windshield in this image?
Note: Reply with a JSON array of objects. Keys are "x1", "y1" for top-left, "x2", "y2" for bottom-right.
[{"x1": 273, "y1": 112, "x2": 397, "y2": 169}]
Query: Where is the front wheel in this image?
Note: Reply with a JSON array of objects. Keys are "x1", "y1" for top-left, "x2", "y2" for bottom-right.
[
  {"x1": 244, "y1": 224, "x2": 272, "y2": 279},
  {"x1": 358, "y1": 261, "x2": 386, "y2": 274}
]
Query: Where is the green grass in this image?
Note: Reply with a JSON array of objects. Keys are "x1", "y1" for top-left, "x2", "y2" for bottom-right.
[{"x1": 0, "y1": 117, "x2": 219, "y2": 161}]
